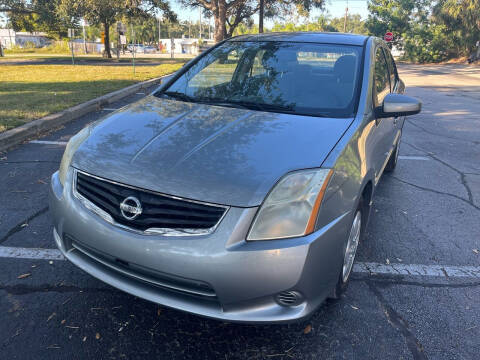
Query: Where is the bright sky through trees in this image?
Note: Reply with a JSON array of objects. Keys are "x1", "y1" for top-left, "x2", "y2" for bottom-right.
[{"x1": 169, "y1": 0, "x2": 369, "y2": 26}]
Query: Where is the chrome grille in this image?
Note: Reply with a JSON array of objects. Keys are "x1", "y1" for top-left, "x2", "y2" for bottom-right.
[{"x1": 73, "y1": 170, "x2": 227, "y2": 235}]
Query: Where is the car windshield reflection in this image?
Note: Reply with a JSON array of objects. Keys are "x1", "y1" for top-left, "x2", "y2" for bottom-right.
[{"x1": 155, "y1": 41, "x2": 363, "y2": 118}]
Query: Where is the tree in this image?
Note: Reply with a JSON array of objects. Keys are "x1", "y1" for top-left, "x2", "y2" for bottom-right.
[
  {"x1": 0, "y1": 0, "x2": 34, "y2": 14},
  {"x1": 434, "y1": 0, "x2": 480, "y2": 54},
  {"x1": 180, "y1": 0, "x2": 325, "y2": 42},
  {"x1": 366, "y1": 0, "x2": 422, "y2": 49},
  {"x1": 57, "y1": 0, "x2": 175, "y2": 58},
  {"x1": 330, "y1": 14, "x2": 367, "y2": 34},
  {"x1": 1, "y1": 0, "x2": 68, "y2": 35},
  {"x1": 366, "y1": 0, "x2": 469, "y2": 62},
  {"x1": 269, "y1": 13, "x2": 368, "y2": 34},
  {"x1": 259, "y1": 0, "x2": 264, "y2": 33}
]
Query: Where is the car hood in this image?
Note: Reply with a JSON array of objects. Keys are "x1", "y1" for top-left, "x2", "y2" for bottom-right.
[{"x1": 72, "y1": 96, "x2": 352, "y2": 207}]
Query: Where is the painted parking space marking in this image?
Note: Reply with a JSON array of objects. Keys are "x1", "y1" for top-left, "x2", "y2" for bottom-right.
[
  {"x1": 30, "y1": 140, "x2": 68, "y2": 146},
  {"x1": 101, "y1": 108, "x2": 118, "y2": 111},
  {"x1": 398, "y1": 155, "x2": 430, "y2": 160},
  {"x1": 1, "y1": 246, "x2": 479, "y2": 279},
  {"x1": 0, "y1": 246, "x2": 65, "y2": 261},
  {"x1": 354, "y1": 262, "x2": 480, "y2": 278}
]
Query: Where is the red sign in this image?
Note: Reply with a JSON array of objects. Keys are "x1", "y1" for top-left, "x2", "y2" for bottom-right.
[{"x1": 384, "y1": 32, "x2": 394, "y2": 42}]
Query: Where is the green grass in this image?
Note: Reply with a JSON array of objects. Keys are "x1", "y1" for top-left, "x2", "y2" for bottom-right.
[
  {"x1": 0, "y1": 61, "x2": 185, "y2": 132},
  {"x1": 0, "y1": 54, "x2": 193, "y2": 62}
]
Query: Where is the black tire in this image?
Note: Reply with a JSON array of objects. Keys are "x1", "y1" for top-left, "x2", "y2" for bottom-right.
[
  {"x1": 330, "y1": 202, "x2": 364, "y2": 299},
  {"x1": 384, "y1": 138, "x2": 400, "y2": 173}
]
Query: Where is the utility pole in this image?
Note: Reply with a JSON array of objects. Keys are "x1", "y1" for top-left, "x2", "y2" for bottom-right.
[
  {"x1": 131, "y1": 24, "x2": 136, "y2": 76},
  {"x1": 343, "y1": 0, "x2": 349, "y2": 33},
  {"x1": 209, "y1": 17, "x2": 211, "y2": 39},
  {"x1": 158, "y1": 16, "x2": 162, "y2": 49},
  {"x1": 116, "y1": 22, "x2": 120, "y2": 61},
  {"x1": 199, "y1": 7, "x2": 202, "y2": 38},
  {"x1": 188, "y1": 20, "x2": 191, "y2": 38},
  {"x1": 82, "y1": 18, "x2": 87, "y2": 54},
  {"x1": 68, "y1": 28, "x2": 75, "y2": 65},
  {"x1": 7, "y1": 28, "x2": 13, "y2": 49},
  {"x1": 259, "y1": 0, "x2": 264, "y2": 33}
]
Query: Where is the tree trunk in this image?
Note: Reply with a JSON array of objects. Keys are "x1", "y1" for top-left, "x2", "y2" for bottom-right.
[
  {"x1": 213, "y1": 0, "x2": 227, "y2": 42},
  {"x1": 259, "y1": 0, "x2": 264, "y2": 33},
  {"x1": 103, "y1": 20, "x2": 111, "y2": 58}
]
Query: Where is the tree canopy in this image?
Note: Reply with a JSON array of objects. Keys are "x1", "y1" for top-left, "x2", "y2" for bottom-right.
[
  {"x1": 366, "y1": 0, "x2": 479, "y2": 62},
  {"x1": 2, "y1": 0, "x2": 479, "y2": 63},
  {"x1": 57, "y1": 0, "x2": 175, "y2": 57},
  {"x1": 179, "y1": 0, "x2": 325, "y2": 42}
]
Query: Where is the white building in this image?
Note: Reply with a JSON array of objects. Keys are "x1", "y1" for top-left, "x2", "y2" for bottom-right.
[
  {"x1": 0, "y1": 29, "x2": 15, "y2": 48},
  {"x1": 159, "y1": 38, "x2": 215, "y2": 55},
  {"x1": 0, "y1": 29, "x2": 50, "y2": 49}
]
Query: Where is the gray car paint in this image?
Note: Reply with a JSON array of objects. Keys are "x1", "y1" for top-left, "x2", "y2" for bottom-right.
[
  {"x1": 318, "y1": 38, "x2": 404, "y2": 231},
  {"x1": 72, "y1": 98, "x2": 353, "y2": 207},
  {"x1": 50, "y1": 169, "x2": 351, "y2": 322},
  {"x1": 50, "y1": 34, "x2": 418, "y2": 323}
]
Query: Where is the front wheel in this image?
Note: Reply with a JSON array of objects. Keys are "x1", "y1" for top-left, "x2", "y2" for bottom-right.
[{"x1": 330, "y1": 206, "x2": 363, "y2": 299}]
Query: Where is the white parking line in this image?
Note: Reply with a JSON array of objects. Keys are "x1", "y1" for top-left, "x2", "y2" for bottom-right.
[
  {"x1": 1, "y1": 246, "x2": 479, "y2": 279},
  {"x1": 354, "y1": 262, "x2": 480, "y2": 278},
  {"x1": 398, "y1": 155, "x2": 430, "y2": 160},
  {"x1": 0, "y1": 246, "x2": 64, "y2": 260},
  {"x1": 101, "y1": 108, "x2": 118, "y2": 111},
  {"x1": 29, "y1": 140, "x2": 68, "y2": 146}
]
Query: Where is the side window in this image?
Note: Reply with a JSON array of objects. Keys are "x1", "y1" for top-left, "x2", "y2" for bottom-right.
[
  {"x1": 374, "y1": 48, "x2": 390, "y2": 106},
  {"x1": 250, "y1": 49, "x2": 267, "y2": 77},
  {"x1": 384, "y1": 49, "x2": 397, "y2": 91}
]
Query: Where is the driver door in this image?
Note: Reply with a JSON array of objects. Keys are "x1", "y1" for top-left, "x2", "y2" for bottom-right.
[{"x1": 372, "y1": 46, "x2": 395, "y2": 184}]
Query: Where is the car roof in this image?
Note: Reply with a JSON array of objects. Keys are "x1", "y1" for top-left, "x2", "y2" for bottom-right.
[{"x1": 229, "y1": 32, "x2": 369, "y2": 46}]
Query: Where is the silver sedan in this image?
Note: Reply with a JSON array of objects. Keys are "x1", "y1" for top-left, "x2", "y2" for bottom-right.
[{"x1": 50, "y1": 32, "x2": 421, "y2": 323}]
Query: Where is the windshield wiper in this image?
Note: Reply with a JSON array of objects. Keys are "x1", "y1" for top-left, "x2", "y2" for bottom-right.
[
  {"x1": 198, "y1": 100, "x2": 251, "y2": 110},
  {"x1": 226, "y1": 101, "x2": 335, "y2": 117},
  {"x1": 228, "y1": 101, "x2": 295, "y2": 113},
  {"x1": 159, "y1": 94, "x2": 332, "y2": 117},
  {"x1": 161, "y1": 91, "x2": 196, "y2": 103}
]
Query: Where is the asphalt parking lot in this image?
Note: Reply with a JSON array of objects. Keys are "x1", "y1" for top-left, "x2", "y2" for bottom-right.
[{"x1": 1, "y1": 64, "x2": 479, "y2": 359}]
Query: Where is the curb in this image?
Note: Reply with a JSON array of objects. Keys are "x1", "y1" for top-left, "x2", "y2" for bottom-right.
[{"x1": 0, "y1": 75, "x2": 166, "y2": 153}]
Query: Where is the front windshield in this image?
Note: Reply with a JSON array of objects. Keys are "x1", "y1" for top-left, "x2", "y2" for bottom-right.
[{"x1": 156, "y1": 41, "x2": 363, "y2": 118}]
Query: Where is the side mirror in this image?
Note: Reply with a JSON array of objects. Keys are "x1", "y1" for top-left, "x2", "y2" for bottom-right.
[{"x1": 377, "y1": 94, "x2": 422, "y2": 118}]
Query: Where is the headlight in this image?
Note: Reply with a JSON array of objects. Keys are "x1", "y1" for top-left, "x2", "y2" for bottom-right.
[
  {"x1": 58, "y1": 126, "x2": 91, "y2": 186},
  {"x1": 247, "y1": 169, "x2": 333, "y2": 241}
]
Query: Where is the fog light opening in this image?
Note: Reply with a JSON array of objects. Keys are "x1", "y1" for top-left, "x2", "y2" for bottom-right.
[{"x1": 276, "y1": 291, "x2": 304, "y2": 307}]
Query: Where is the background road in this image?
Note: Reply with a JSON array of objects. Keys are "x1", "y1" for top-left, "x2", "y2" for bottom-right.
[{"x1": 1, "y1": 64, "x2": 479, "y2": 359}]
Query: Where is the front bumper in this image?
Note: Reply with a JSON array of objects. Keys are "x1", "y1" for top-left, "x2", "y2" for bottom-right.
[{"x1": 50, "y1": 169, "x2": 350, "y2": 323}]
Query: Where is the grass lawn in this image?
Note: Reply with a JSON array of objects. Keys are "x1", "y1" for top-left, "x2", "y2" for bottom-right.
[
  {"x1": 0, "y1": 54, "x2": 193, "y2": 63},
  {"x1": 0, "y1": 60, "x2": 185, "y2": 132}
]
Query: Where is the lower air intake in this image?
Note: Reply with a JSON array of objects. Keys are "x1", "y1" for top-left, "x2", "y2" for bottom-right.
[{"x1": 276, "y1": 291, "x2": 303, "y2": 307}]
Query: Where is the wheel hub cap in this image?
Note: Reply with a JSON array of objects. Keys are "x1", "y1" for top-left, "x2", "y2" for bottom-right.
[{"x1": 342, "y1": 211, "x2": 361, "y2": 283}]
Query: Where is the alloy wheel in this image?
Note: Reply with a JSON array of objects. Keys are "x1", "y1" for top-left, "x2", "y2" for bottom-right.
[{"x1": 342, "y1": 211, "x2": 361, "y2": 283}]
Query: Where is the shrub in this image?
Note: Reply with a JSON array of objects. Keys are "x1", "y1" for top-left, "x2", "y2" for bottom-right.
[{"x1": 403, "y1": 24, "x2": 454, "y2": 63}]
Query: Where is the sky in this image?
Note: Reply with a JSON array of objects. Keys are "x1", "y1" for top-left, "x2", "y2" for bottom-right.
[
  {"x1": 171, "y1": 0, "x2": 370, "y2": 26},
  {"x1": 0, "y1": 0, "x2": 369, "y2": 29}
]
